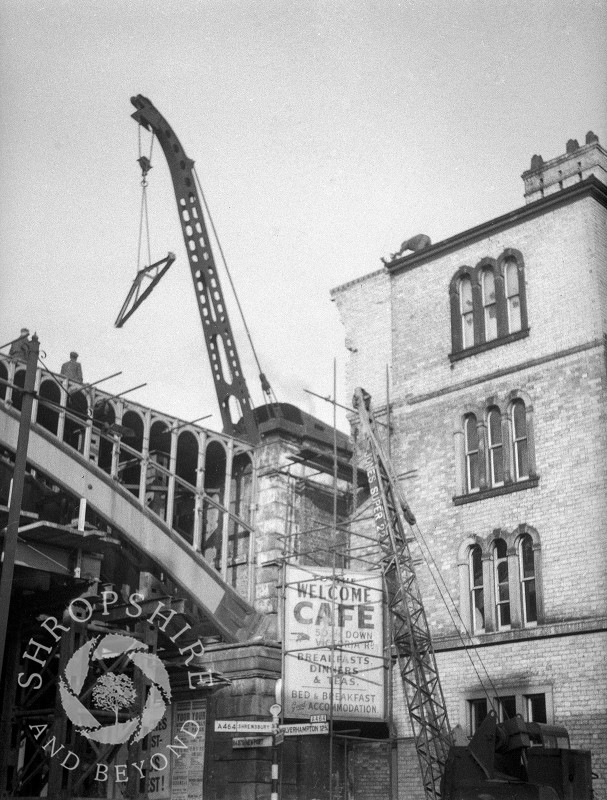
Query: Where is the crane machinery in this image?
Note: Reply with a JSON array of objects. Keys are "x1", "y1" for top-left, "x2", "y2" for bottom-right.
[
  {"x1": 126, "y1": 96, "x2": 360, "y2": 485},
  {"x1": 353, "y1": 387, "x2": 593, "y2": 800},
  {"x1": 129, "y1": 94, "x2": 265, "y2": 444}
]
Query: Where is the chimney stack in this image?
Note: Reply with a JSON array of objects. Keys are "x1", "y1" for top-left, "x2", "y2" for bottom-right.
[{"x1": 521, "y1": 132, "x2": 607, "y2": 204}]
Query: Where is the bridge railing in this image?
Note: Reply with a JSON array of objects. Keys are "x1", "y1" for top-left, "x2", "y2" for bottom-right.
[{"x1": 0, "y1": 353, "x2": 257, "y2": 600}]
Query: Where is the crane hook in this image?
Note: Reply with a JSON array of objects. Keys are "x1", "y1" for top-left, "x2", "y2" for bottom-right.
[{"x1": 137, "y1": 155, "x2": 152, "y2": 184}]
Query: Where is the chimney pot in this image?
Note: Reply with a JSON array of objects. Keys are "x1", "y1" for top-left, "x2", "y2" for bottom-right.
[
  {"x1": 530, "y1": 154, "x2": 544, "y2": 170},
  {"x1": 566, "y1": 138, "x2": 580, "y2": 154}
]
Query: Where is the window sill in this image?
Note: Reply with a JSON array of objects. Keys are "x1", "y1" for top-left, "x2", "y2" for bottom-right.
[
  {"x1": 453, "y1": 476, "x2": 539, "y2": 505},
  {"x1": 450, "y1": 328, "x2": 530, "y2": 363}
]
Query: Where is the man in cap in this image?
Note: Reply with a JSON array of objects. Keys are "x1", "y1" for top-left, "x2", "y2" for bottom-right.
[
  {"x1": 60, "y1": 351, "x2": 83, "y2": 383},
  {"x1": 8, "y1": 328, "x2": 30, "y2": 361}
]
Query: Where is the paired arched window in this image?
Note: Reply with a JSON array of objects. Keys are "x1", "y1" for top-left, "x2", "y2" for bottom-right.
[
  {"x1": 450, "y1": 250, "x2": 528, "y2": 358},
  {"x1": 456, "y1": 394, "x2": 536, "y2": 498},
  {"x1": 459, "y1": 525, "x2": 541, "y2": 634}
]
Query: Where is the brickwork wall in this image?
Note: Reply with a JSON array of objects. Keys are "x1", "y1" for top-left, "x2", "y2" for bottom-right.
[
  {"x1": 334, "y1": 195, "x2": 607, "y2": 406},
  {"x1": 435, "y1": 632, "x2": 607, "y2": 799},
  {"x1": 333, "y1": 187, "x2": 607, "y2": 798},
  {"x1": 397, "y1": 197, "x2": 607, "y2": 400},
  {"x1": 347, "y1": 740, "x2": 391, "y2": 800},
  {"x1": 254, "y1": 434, "x2": 352, "y2": 631},
  {"x1": 332, "y1": 268, "x2": 392, "y2": 409},
  {"x1": 394, "y1": 346, "x2": 607, "y2": 631}
]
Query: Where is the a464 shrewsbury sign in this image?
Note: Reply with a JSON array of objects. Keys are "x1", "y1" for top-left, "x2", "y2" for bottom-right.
[{"x1": 283, "y1": 566, "x2": 385, "y2": 720}]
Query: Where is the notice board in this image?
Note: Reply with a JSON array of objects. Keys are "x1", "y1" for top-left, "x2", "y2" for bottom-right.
[{"x1": 283, "y1": 566, "x2": 385, "y2": 720}]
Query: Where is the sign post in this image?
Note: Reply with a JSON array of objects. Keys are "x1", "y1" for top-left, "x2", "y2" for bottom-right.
[
  {"x1": 269, "y1": 704, "x2": 281, "y2": 800},
  {"x1": 0, "y1": 334, "x2": 39, "y2": 683}
]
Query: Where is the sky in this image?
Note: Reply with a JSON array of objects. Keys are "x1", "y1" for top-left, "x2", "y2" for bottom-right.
[{"x1": 1, "y1": 0, "x2": 606, "y2": 434}]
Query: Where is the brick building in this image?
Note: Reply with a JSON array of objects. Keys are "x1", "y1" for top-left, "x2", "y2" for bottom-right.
[{"x1": 332, "y1": 133, "x2": 607, "y2": 798}]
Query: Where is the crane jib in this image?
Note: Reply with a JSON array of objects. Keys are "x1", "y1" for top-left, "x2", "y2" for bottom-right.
[
  {"x1": 354, "y1": 388, "x2": 452, "y2": 799},
  {"x1": 129, "y1": 95, "x2": 259, "y2": 444}
]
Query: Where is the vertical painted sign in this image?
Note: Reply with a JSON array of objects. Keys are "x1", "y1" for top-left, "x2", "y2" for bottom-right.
[{"x1": 283, "y1": 566, "x2": 385, "y2": 720}]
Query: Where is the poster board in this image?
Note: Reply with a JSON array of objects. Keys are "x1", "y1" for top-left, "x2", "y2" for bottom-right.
[
  {"x1": 283, "y1": 566, "x2": 385, "y2": 720},
  {"x1": 146, "y1": 699, "x2": 207, "y2": 800}
]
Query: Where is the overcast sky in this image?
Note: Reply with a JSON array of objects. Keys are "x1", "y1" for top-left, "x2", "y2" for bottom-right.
[{"x1": 1, "y1": 0, "x2": 605, "y2": 433}]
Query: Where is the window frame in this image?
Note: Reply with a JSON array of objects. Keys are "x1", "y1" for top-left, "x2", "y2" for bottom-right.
[
  {"x1": 464, "y1": 414, "x2": 480, "y2": 494},
  {"x1": 486, "y1": 406, "x2": 504, "y2": 488},
  {"x1": 464, "y1": 686, "x2": 553, "y2": 735},
  {"x1": 511, "y1": 398, "x2": 530, "y2": 482},
  {"x1": 454, "y1": 391, "x2": 537, "y2": 503},
  {"x1": 504, "y1": 258, "x2": 522, "y2": 334},
  {"x1": 493, "y1": 538, "x2": 511, "y2": 630},
  {"x1": 449, "y1": 249, "x2": 529, "y2": 361},
  {"x1": 468, "y1": 544, "x2": 485, "y2": 634},
  {"x1": 518, "y1": 532, "x2": 538, "y2": 626},
  {"x1": 459, "y1": 275, "x2": 475, "y2": 350},
  {"x1": 481, "y1": 268, "x2": 498, "y2": 342},
  {"x1": 458, "y1": 525, "x2": 543, "y2": 635}
]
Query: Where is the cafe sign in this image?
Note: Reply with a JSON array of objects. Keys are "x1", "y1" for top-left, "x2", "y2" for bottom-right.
[{"x1": 283, "y1": 566, "x2": 385, "y2": 720}]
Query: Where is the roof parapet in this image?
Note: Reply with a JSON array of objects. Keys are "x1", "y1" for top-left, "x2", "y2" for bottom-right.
[{"x1": 522, "y1": 132, "x2": 607, "y2": 204}]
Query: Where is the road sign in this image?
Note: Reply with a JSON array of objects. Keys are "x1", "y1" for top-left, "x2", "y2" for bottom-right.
[
  {"x1": 310, "y1": 714, "x2": 327, "y2": 723},
  {"x1": 280, "y1": 722, "x2": 329, "y2": 736},
  {"x1": 236, "y1": 721, "x2": 275, "y2": 734},
  {"x1": 215, "y1": 720, "x2": 237, "y2": 732},
  {"x1": 215, "y1": 720, "x2": 275, "y2": 734},
  {"x1": 232, "y1": 736, "x2": 273, "y2": 749},
  {"x1": 275, "y1": 731, "x2": 285, "y2": 745},
  {"x1": 269, "y1": 703, "x2": 282, "y2": 717}
]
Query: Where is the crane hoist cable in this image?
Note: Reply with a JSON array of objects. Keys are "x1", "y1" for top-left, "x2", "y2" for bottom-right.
[
  {"x1": 114, "y1": 126, "x2": 176, "y2": 329},
  {"x1": 192, "y1": 165, "x2": 278, "y2": 408},
  {"x1": 136, "y1": 125, "x2": 155, "y2": 271}
]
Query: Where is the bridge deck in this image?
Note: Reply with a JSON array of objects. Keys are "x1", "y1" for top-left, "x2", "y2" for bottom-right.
[{"x1": 0, "y1": 404, "x2": 269, "y2": 643}]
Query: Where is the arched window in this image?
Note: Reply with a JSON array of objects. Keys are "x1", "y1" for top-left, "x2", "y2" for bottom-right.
[
  {"x1": 493, "y1": 538, "x2": 511, "y2": 629},
  {"x1": 512, "y1": 399, "x2": 529, "y2": 481},
  {"x1": 469, "y1": 545, "x2": 485, "y2": 633},
  {"x1": 505, "y1": 259, "x2": 522, "y2": 333},
  {"x1": 455, "y1": 393, "x2": 536, "y2": 500},
  {"x1": 464, "y1": 414, "x2": 480, "y2": 493},
  {"x1": 450, "y1": 250, "x2": 528, "y2": 361},
  {"x1": 481, "y1": 269, "x2": 497, "y2": 341},
  {"x1": 459, "y1": 276, "x2": 474, "y2": 348},
  {"x1": 37, "y1": 379, "x2": 61, "y2": 435},
  {"x1": 487, "y1": 407, "x2": 504, "y2": 487},
  {"x1": 518, "y1": 534, "x2": 537, "y2": 625}
]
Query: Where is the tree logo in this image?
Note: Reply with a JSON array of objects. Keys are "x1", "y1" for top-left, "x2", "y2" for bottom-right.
[{"x1": 59, "y1": 633, "x2": 171, "y2": 745}]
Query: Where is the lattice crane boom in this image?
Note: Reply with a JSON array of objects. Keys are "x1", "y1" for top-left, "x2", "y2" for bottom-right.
[
  {"x1": 130, "y1": 95, "x2": 259, "y2": 443},
  {"x1": 353, "y1": 387, "x2": 452, "y2": 799}
]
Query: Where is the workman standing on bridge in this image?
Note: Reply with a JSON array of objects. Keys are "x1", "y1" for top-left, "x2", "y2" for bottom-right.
[
  {"x1": 8, "y1": 328, "x2": 29, "y2": 361},
  {"x1": 60, "y1": 351, "x2": 83, "y2": 383}
]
